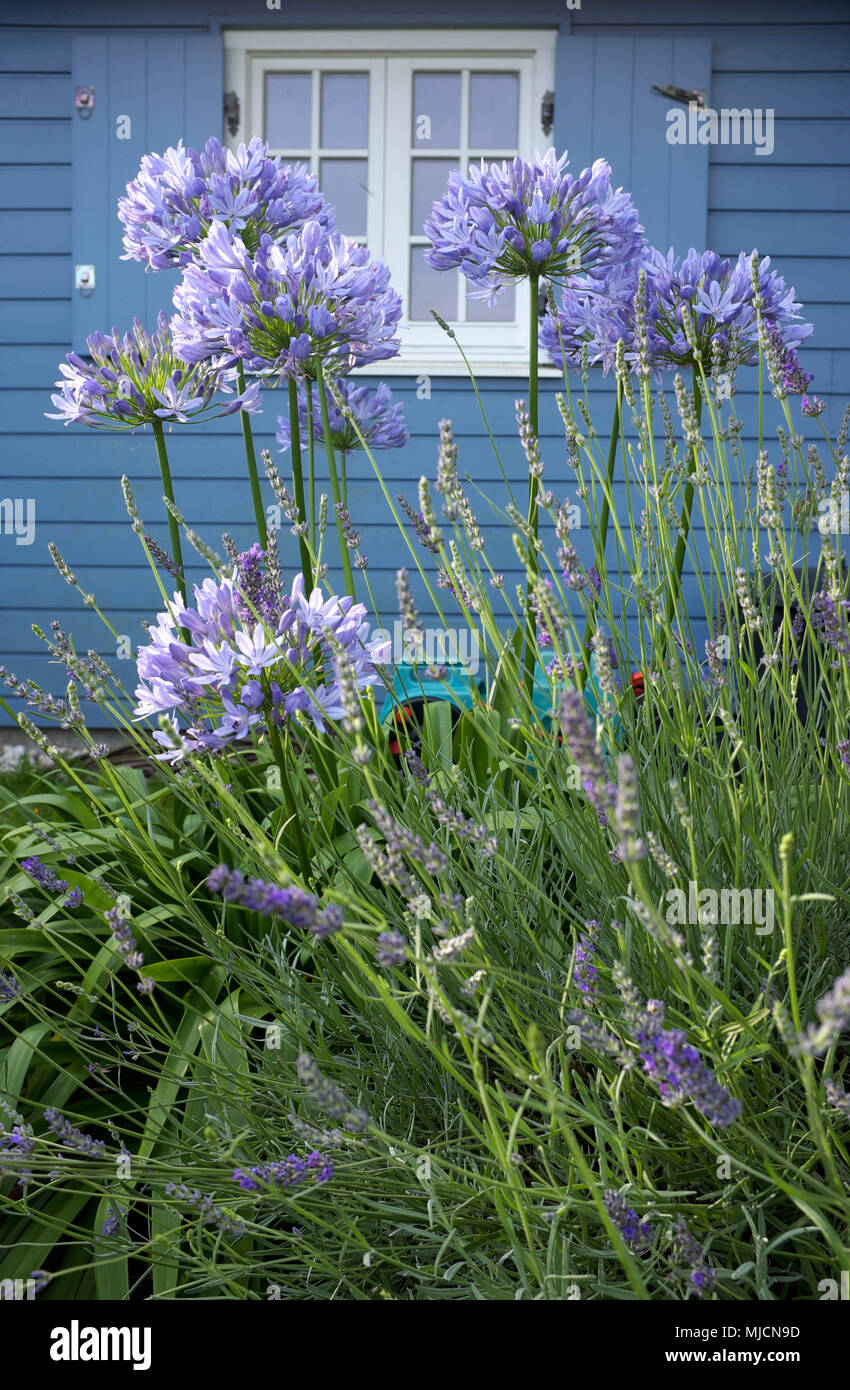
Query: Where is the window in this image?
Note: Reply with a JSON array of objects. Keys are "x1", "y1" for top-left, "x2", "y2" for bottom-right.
[{"x1": 224, "y1": 29, "x2": 557, "y2": 374}]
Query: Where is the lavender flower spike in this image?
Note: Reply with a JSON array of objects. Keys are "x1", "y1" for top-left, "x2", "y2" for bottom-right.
[
  {"x1": 634, "y1": 998, "x2": 742, "y2": 1129},
  {"x1": 798, "y1": 967, "x2": 850, "y2": 1057}
]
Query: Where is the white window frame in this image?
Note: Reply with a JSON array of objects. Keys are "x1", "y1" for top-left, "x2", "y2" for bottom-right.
[{"x1": 224, "y1": 28, "x2": 558, "y2": 377}]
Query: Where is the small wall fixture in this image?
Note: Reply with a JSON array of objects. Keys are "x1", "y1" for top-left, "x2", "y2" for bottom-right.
[
  {"x1": 223, "y1": 91, "x2": 240, "y2": 137},
  {"x1": 75, "y1": 265, "x2": 95, "y2": 296},
  {"x1": 651, "y1": 84, "x2": 707, "y2": 108},
  {"x1": 540, "y1": 90, "x2": 554, "y2": 137},
  {"x1": 75, "y1": 86, "x2": 95, "y2": 118}
]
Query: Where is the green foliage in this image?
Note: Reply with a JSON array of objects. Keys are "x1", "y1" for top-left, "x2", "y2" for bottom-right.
[{"x1": 2, "y1": 368, "x2": 849, "y2": 1302}]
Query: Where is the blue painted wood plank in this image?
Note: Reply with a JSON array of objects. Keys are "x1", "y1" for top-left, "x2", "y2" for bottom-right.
[
  {"x1": 712, "y1": 30, "x2": 850, "y2": 72},
  {"x1": 1, "y1": 165, "x2": 71, "y2": 208},
  {"x1": 710, "y1": 120, "x2": 850, "y2": 165},
  {"x1": 710, "y1": 72, "x2": 850, "y2": 119},
  {"x1": 0, "y1": 302, "x2": 70, "y2": 341},
  {"x1": 0, "y1": 75, "x2": 68, "y2": 118},
  {"x1": 0, "y1": 210, "x2": 69, "y2": 254},
  {"x1": 0, "y1": 255, "x2": 71, "y2": 298},
  {"x1": 0, "y1": 119, "x2": 72, "y2": 163},
  {"x1": 0, "y1": 34, "x2": 71, "y2": 72},
  {"x1": 710, "y1": 166, "x2": 850, "y2": 212},
  {"x1": 708, "y1": 210, "x2": 850, "y2": 256}
]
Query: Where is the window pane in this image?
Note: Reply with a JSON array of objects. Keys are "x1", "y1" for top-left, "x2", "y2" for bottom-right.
[
  {"x1": 265, "y1": 72, "x2": 312, "y2": 150},
  {"x1": 321, "y1": 73, "x2": 369, "y2": 149},
  {"x1": 466, "y1": 283, "x2": 515, "y2": 323},
  {"x1": 412, "y1": 72, "x2": 461, "y2": 147},
  {"x1": 412, "y1": 158, "x2": 455, "y2": 235},
  {"x1": 469, "y1": 73, "x2": 519, "y2": 149},
  {"x1": 409, "y1": 248, "x2": 457, "y2": 322},
  {"x1": 320, "y1": 159, "x2": 368, "y2": 237}
]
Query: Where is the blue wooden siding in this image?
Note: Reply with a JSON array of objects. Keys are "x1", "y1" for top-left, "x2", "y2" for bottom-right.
[{"x1": 1, "y1": 2, "x2": 848, "y2": 723}]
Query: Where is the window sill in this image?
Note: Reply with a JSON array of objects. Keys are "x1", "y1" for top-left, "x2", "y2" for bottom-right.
[{"x1": 354, "y1": 360, "x2": 562, "y2": 379}]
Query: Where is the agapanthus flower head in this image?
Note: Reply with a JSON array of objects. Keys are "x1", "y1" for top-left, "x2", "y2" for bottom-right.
[
  {"x1": 46, "y1": 311, "x2": 261, "y2": 430},
  {"x1": 277, "y1": 378, "x2": 408, "y2": 456},
  {"x1": 543, "y1": 245, "x2": 812, "y2": 380},
  {"x1": 119, "y1": 136, "x2": 336, "y2": 269},
  {"x1": 541, "y1": 257, "x2": 649, "y2": 375},
  {"x1": 171, "y1": 219, "x2": 402, "y2": 379},
  {"x1": 133, "y1": 569, "x2": 391, "y2": 759},
  {"x1": 424, "y1": 148, "x2": 644, "y2": 305}
]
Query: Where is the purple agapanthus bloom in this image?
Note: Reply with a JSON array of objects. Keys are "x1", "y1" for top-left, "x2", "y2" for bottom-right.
[
  {"x1": 541, "y1": 258, "x2": 648, "y2": 374},
  {"x1": 133, "y1": 571, "x2": 391, "y2": 759},
  {"x1": 543, "y1": 247, "x2": 812, "y2": 379},
  {"x1": 119, "y1": 136, "x2": 335, "y2": 269},
  {"x1": 171, "y1": 219, "x2": 402, "y2": 379},
  {"x1": 424, "y1": 148, "x2": 644, "y2": 305},
  {"x1": 46, "y1": 312, "x2": 261, "y2": 430},
  {"x1": 277, "y1": 378, "x2": 408, "y2": 456},
  {"x1": 634, "y1": 998, "x2": 742, "y2": 1129}
]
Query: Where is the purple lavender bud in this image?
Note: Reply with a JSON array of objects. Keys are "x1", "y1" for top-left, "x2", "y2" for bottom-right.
[
  {"x1": 603, "y1": 1190, "x2": 653, "y2": 1250},
  {"x1": 43, "y1": 1108, "x2": 106, "y2": 1157},
  {"x1": 296, "y1": 1054, "x2": 369, "y2": 1132},
  {"x1": 21, "y1": 856, "x2": 70, "y2": 895},
  {"x1": 376, "y1": 930, "x2": 407, "y2": 968}
]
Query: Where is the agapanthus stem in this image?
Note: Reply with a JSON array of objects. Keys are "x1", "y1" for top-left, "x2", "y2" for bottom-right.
[
  {"x1": 267, "y1": 720, "x2": 312, "y2": 883},
  {"x1": 305, "y1": 377, "x2": 317, "y2": 554},
  {"x1": 236, "y1": 361, "x2": 268, "y2": 548},
  {"x1": 666, "y1": 371, "x2": 703, "y2": 623},
  {"x1": 527, "y1": 272, "x2": 540, "y2": 549},
  {"x1": 151, "y1": 418, "x2": 187, "y2": 604},
  {"x1": 522, "y1": 274, "x2": 542, "y2": 703},
  {"x1": 580, "y1": 384, "x2": 622, "y2": 689},
  {"x1": 317, "y1": 367, "x2": 356, "y2": 600},
  {"x1": 287, "y1": 377, "x2": 315, "y2": 593}
]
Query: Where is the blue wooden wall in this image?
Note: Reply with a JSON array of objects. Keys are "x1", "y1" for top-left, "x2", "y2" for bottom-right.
[{"x1": 0, "y1": 1, "x2": 848, "y2": 723}]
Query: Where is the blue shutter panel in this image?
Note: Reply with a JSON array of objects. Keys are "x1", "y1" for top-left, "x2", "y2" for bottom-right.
[
  {"x1": 553, "y1": 33, "x2": 712, "y2": 253},
  {"x1": 71, "y1": 34, "x2": 222, "y2": 350}
]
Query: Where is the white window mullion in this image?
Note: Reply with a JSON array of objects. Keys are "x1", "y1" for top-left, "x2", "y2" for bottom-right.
[
  {"x1": 384, "y1": 58, "x2": 413, "y2": 336},
  {"x1": 366, "y1": 58, "x2": 386, "y2": 257},
  {"x1": 310, "y1": 67, "x2": 320, "y2": 179},
  {"x1": 457, "y1": 68, "x2": 470, "y2": 325}
]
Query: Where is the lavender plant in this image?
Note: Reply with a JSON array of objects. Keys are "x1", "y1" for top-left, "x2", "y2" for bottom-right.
[{"x1": 2, "y1": 138, "x2": 848, "y2": 1307}]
